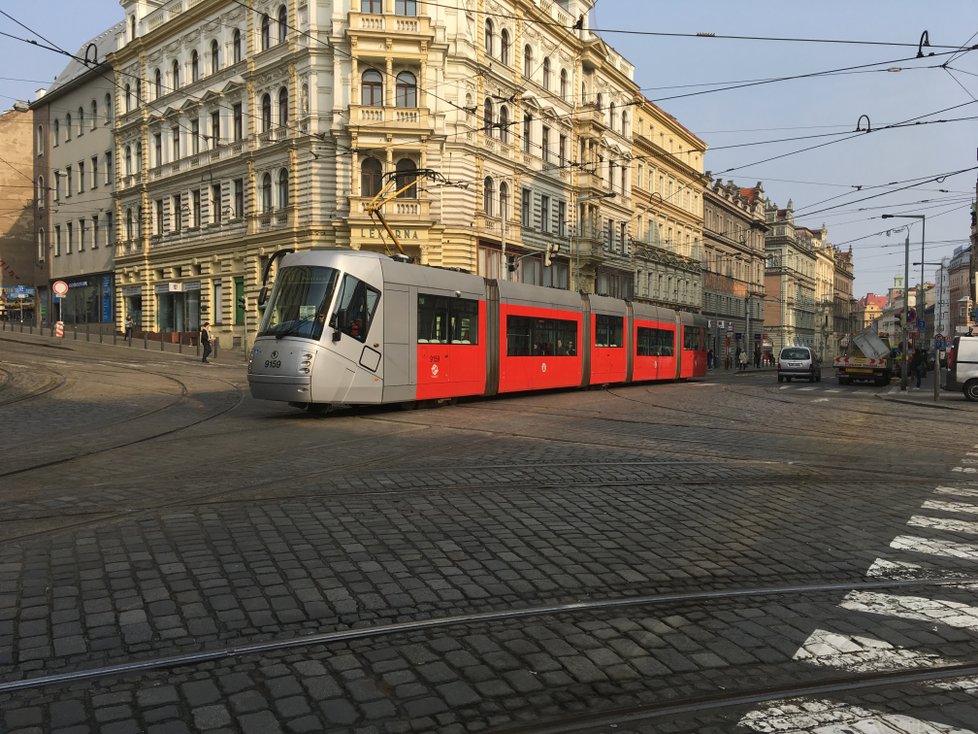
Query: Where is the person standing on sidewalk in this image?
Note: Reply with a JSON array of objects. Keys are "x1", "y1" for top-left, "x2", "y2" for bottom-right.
[
  {"x1": 124, "y1": 314, "x2": 134, "y2": 345},
  {"x1": 200, "y1": 322, "x2": 212, "y2": 363},
  {"x1": 738, "y1": 349, "x2": 749, "y2": 371},
  {"x1": 910, "y1": 348, "x2": 925, "y2": 389}
]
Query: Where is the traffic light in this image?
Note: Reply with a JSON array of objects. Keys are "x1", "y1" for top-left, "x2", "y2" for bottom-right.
[
  {"x1": 507, "y1": 256, "x2": 517, "y2": 272},
  {"x1": 544, "y1": 243, "x2": 560, "y2": 267},
  {"x1": 238, "y1": 295, "x2": 246, "y2": 309}
]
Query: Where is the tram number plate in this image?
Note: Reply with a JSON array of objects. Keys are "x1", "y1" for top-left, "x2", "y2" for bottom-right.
[{"x1": 264, "y1": 359, "x2": 282, "y2": 369}]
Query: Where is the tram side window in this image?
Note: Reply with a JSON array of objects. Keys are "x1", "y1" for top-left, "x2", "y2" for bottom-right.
[
  {"x1": 636, "y1": 326, "x2": 674, "y2": 357},
  {"x1": 331, "y1": 274, "x2": 380, "y2": 342},
  {"x1": 506, "y1": 315, "x2": 576, "y2": 356},
  {"x1": 594, "y1": 314, "x2": 623, "y2": 348},
  {"x1": 683, "y1": 326, "x2": 704, "y2": 351},
  {"x1": 417, "y1": 293, "x2": 479, "y2": 344}
]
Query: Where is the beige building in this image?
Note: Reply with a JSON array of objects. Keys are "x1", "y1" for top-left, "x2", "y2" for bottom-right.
[
  {"x1": 812, "y1": 236, "x2": 853, "y2": 360},
  {"x1": 108, "y1": 0, "x2": 643, "y2": 347},
  {"x1": 0, "y1": 107, "x2": 34, "y2": 321},
  {"x1": 629, "y1": 98, "x2": 705, "y2": 311},
  {"x1": 763, "y1": 200, "x2": 817, "y2": 352}
]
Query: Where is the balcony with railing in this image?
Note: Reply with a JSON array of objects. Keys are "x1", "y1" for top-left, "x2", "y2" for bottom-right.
[
  {"x1": 349, "y1": 105, "x2": 432, "y2": 133},
  {"x1": 350, "y1": 197, "x2": 431, "y2": 223},
  {"x1": 347, "y1": 11, "x2": 433, "y2": 39}
]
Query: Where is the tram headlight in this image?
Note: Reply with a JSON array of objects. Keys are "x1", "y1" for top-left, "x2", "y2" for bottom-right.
[{"x1": 299, "y1": 352, "x2": 314, "y2": 374}]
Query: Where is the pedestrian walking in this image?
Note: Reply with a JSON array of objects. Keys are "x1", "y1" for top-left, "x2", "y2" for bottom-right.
[
  {"x1": 707, "y1": 348, "x2": 714, "y2": 370},
  {"x1": 738, "y1": 349, "x2": 748, "y2": 371},
  {"x1": 910, "y1": 348, "x2": 925, "y2": 389},
  {"x1": 124, "y1": 314, "x2": 134, "y2": 345},
  {"x1": 200, "y1": 322, "x2": 212, "y2": 363},
  {"x1": 753, "y1": 347, "x2": 761, "y2": 368}
]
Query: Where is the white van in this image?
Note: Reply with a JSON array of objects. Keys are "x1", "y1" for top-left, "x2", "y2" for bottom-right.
[
  {"x1": 777, "y1": 346, "x2": 820, "y2": 383},
  {"x1": 946, "y1": 335, "x2": 978, "y2": 400}
]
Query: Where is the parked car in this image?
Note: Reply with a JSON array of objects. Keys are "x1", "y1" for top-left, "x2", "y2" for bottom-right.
[
  {"x1": 777, "y1": 346, "x2": 821, "y2": 383},
  {"x1": 945, "y1": 335, "x2": 978, "y2": 400}
]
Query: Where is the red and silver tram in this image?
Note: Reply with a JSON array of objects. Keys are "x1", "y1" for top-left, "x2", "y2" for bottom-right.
[{"x1": 248, "y1": 249, "x2": 708, "y2": 410}]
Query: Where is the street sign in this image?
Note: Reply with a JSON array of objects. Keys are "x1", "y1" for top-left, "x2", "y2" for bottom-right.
[
  {"x1": 52, "y1": 280, "x2": 68, "y2": 298},
  {"x1": 917, "y1": 319, "x2": 926, "y2": 330}
]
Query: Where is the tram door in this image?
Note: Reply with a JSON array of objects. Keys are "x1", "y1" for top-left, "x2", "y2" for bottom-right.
[{"x1": 328, "y1": 273, "x2": 383, "y2": 402}]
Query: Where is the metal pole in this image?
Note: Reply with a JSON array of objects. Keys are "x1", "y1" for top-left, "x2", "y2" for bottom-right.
[
  {"x1": 500, "y1": 189, "x2": 507, "y2": 281},
  {"x1": 901, "y1": 233, "x2": 909, "y2": 391}
]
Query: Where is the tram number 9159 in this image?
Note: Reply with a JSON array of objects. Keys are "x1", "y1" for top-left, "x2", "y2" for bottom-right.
[{"x1": 264, "y1": 358, "x2": 282, "y2": 369}]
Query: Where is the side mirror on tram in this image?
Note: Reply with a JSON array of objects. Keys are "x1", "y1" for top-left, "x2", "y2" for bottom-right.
[
  {"x1": 257, "y1": 286, "x2": 268, "y2": 307},
  {"x1": 332, "y1": 308, "x2": 347, "y2": 342}
]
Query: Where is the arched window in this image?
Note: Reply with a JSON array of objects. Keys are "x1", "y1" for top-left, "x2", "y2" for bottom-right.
[
  {"x1": 523, "y1": 45, "x2": 532, "y2": 78},
  {"x1": 125, "y1": 146, "x2": 132, "y2": 175},
  {"x1": 559, "y1": 69, "x2": 568, "y2": 101},
  {"x1": 500, "y1": 29, "x2": 510, "y2": 65},
  {"x1": 360, "y1": 157, "x2": 382, "y2": 197},
  {"x1": 395, "y1": 71, "x2": 416, "y2": 108},
  {"x1": 499, "y1": 181, "x2": 510, "y2": 224},
  {"x1": 210, "y1": 39, "x2": 219, "y2": 73},
  {"x1": 233, "y1": 30, "x2": 242, "y2": 63},
  {"x1": 126, "y1": 209, "x2": 133, "y2": 240},
  {"x1": 261, "y1": 172, "x2": 272, "y2": 212},
  {"x1": 361, "y1": 69, "x2": 383, "y2": 106},
  {"x1": 278, "y1": 5, "x2": 287, "y2": 43},
  {"x1": 484, "y1": 19, "x2": 494, "y2": 57},
  {"x1": 104, "y1": 93, "x2": 112, "y2": 123},
  {"x1": 65, "y1": 114, "x2": 71, "y2": 141},
  {"x1": 77, "y1": 107, "x2": 85, "y2": 135},
  {"x1": 37, "y1": 228, "x2": 45, "y2": 261},
  {"x1": 171, "y1": 59, "x2": 179, "y2": 90},
  {"x1": 498, "y1": 105, "x2": 509, "y2": 144},
  {"x1": 154, "y1": 68, "x2": 162, "y2": 99},
  {"x1": 53, "y1": 119, "x2": 60, "y2": 144},
  {"x1": 91, "y1": 100, "x2": 98, "y2": 129},
  {"x1": 191, "y1": 50, "x2": 199, "y2": 82},
  {"x1": 483, "y1": 177, "x2": 494, "y2": 216},
  {"x1": 260, "y1": 14, "x2": 271, "y2": 50},
  {"x1": 261, "y1": 93, "x2": 272, "y2": 131},
  {"x1": 36, "y1": 175, "x2": 44, "y2": 203},
  {"x1": 395, "y1": 158, "x2": 417, "y2": 199},
  {"x1": 543, "y1": 58, "x2": 551, "y2": 90},
  {"x1": 278, "y1": 87, "x2": 288, "y2": 126},
  {"x1": 277, "y1": 168, "x2": 288, "y2": 209},
  {"x1": 129, "y1": 15, "x2": 136, "y2": 41},
  {"x1": 124, "y1": 84, "x2": 132, "y2": 113},
  {"x1": 621, "y1": 111, "x2": 628, "y2": 137},
  {"x1": 609, "y1": 102, "x2": 616, "y2": 131},
  {"x1": 483, "y1": 98, "x2": 493, "y2": 134},
  {"x1": 36, "y1": 124, "x2": 43, "y2": 152}
]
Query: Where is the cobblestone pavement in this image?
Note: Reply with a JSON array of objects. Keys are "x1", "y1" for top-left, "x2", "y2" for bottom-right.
[{"x1": 2, "y1": 331, "x2": 978, "y2": 733}]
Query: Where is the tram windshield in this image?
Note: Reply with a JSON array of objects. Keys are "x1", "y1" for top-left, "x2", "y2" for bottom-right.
[{"x1": 258, "y1": 265, "x2": 339, "y2": 339}]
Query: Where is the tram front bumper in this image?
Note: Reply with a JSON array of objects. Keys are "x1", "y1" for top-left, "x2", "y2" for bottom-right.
[{"x1": 248, "y1": 374, "x2": 313, "y2": 403}]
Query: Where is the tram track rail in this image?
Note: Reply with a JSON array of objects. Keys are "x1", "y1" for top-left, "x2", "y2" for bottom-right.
[{"x1": 0, "y1": 361, "x2": 68, "y2": 407}]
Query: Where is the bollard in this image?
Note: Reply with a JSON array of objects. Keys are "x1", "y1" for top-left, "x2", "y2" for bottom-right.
[
  {"x1": 213, "y1": 337, "x2": 219, "y2": 359},
  {"x1": 144, "y1": 332, "x2": 148, "y2": 350},
  {"x1": 178, "y1": 333, "x2": 183, "y2": 354},
  {"x1": 86, "y1": 323, "x2": 90, "y2": 342},
  {"x1": 73, "y1": 326, "x2": 78, "y2": 340},
  {"x1": 160, "y1": 333, "x2": 164, "y2": 351}
]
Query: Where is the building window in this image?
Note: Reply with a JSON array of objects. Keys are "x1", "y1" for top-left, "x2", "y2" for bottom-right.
[
  {"x1": 77, "y1": 107, "x2": 84, "y2": 136},
  {"x1": 78, "y1": 219, "x2": 85, "y2": 251},
  {"x1": 37, "y1": 229, "x2": 45, "y2": 262},
  {"x1": 233, "y1": 178, "x2": 244, "y2": 218},
  {"x1": 361, "y1": 70, "x2": 383, "y2": 106},
  {"x1": 278, "y1": 168, "x2": 289, "y2": 209},
  {"x1": 278, "y1": 5, "x2": 288, "y2": 42},
  {"x1": 523, "y1": 114, "x2": 531, "y2": 153},
  {"x1": 172, "y1": 194, "x2": 182, "y2": 232},
  {"x1": 498, "y1": 105, "x2": 509, "y2": 144},
  {"x1": 104, "y1": 93, "x2": 112, "y2": 124},
  {"x1": 90, "y1": 100, "x2": 97, "y2": 130},
  {"x1": 191, "y1": 50, "x2": 199, "y2": 82},
  {"x1": 36, "y1": 175, "x2": 44, "y2": 204},
  {"x1": 395, "y1": 158, "x2": 417, "y2": 199},
  {"x1": 560, "y1": 69, "x2": 568, "y2": 101},
  {"x1": 125, "y1": 146, "x2": 132, "y2": 176},
  {"x1": 77, "y1": 161, "x2": 85, "y2": 193},
  {"x1": 558, "y1": 201, "x2": 566, "y2": 236},
  {"x1": 66, "y1": 222, "x2": 73, "y2": 253},
  {"x1": 395, "y1": 71, "x2": 416, "y2": 107},
  {"x1": 155, "y1": 199, "x2": 164, "y2": 235},
  {"x1": 65, "y1": 114, "x2": 71, "y2": 141},
  {"x1": 191, "y1": 119, "x2": 200, "y2": 154},
  {"x1": 172, "y1": 126, "x2": 180, "y2": 160},
  {"x1": 559, "y1": 134, "x2": 566, "y2": 167},
  {"x1": 154, "y1": 68, "x2": 162, "y2": 98},
  {"x1": 261, "y1": 94, "x2": 272, "y2": 131},
  {"x1": 126, "y1": 208, "x2": 133, "y2": 240},
  {"x1": 483, "y1": 177, "x2": 494, "y2": 216},
  {"x1": 541, "y1": 126, "x2": 550, "y2": 162},
  {"x1": 523, "y1": 45, "x2": 532, "y2": 78},
  {"x1": 395, "y1": 0, "x2": 416, "y2": 15},
  {"x1": 361, "y1": 0, "x2": 382, "y2": 13},
  {"x1": 361, "y1": 157, "x2": 382, "y2": 197},
  {"x1": 55, "y1": 225, "x2": 61, "y2": 256},
  {"x1": 211, "y1": 110, "x2": 220, "y2": 146},
  {"x1": 210, "y1": 184, "x2": 222, "y2": 223},
  {"x1": 233, "y1": 29, "x2": 242, "y2": 63},
  {"x1": 261, "y1": 173, "x2": 272, "y2": 212},
  {"x1": 261, "y1": 14, "x2": 271, "y2": 50},
  {"x1": 521, "y1": 188, "x2": 531, "y2": 226},
  {"x1": 54, "y1": 119, "x2": 60, "y2": 145},
  {"x1": 90, "y1": 156, "x2": 98, "y2": 188},
  {"x1": 210, "y1": 40, "x2": 219, "y2": 73},
  {"x1": 540, "y1": 195, "x2": 550, "y2": 233},
  {"x1": 483, "y1": 98, "x2": 493, "y2": 134},
  {"x1": 278, "y1": 87, "x2": 288, "y2": 126},
  {"x1": 232, "y1": 103, "x2": 242, "y2": 141},
  {"x1": 192, "y1": 189, "x2": 201, "y2": 228},
  {"x1": 484, "y1": 19, "x2": 494, "y2": 56},
  {"x1": 543, "y1": 58, "x2": 551, "y2": 90},
  {"x1": 500, "y1": 29, "x2": 510, "y2": 65},
  {"x1": 500, "y1": 181, "x2": 510, "y2": 224},
  {"x1": 65, "y1": 165, "x2": 72, "y2": 196},
  {"x1": 154, "y1": 132, "x2": 162, "y2": 165}
]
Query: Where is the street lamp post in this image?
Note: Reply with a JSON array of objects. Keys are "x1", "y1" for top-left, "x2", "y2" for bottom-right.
[
  {"x1": 573, "y1": 191, "x2": 616, "y2": 292},
  {"x1": 915, "y1": 260, "x2": 946, "y2": 402},
  {"x1": 882, "y1": 213, "x2": 925, "y2": 394}
]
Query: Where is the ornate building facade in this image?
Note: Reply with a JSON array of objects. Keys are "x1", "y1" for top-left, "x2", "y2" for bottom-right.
[
  {"x1": 701, "y1": 179, "x2": 766, "y2": 363},
  {"x1": 763, "y1": 200, "x2": 817, "y2": 352}
]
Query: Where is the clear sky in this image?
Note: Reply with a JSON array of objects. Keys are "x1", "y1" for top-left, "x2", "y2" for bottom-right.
[{"x1": 1, "y1": 1, "x2": 975, "y2": 298}]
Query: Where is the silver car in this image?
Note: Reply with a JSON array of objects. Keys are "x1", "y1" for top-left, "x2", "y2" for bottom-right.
[{"x1": 777, "y1": 346, "x2": 820, "y2": 383}]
